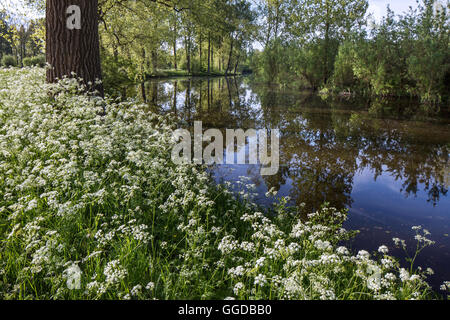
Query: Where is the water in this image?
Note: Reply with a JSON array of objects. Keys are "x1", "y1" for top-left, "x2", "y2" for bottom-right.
[{"x1": 133, "y1": 76, "x2": 450, "y2": 291}]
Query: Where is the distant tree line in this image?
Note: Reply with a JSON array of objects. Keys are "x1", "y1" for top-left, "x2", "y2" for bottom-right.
[
  {"x1": 251, "y1": 0, "x2": 449, "y2": 104},
  {"x1": 2, "y1": 0, "x2": 448, "y2": 104},
  {"x1": 0, "y1": 10, "x2": 44, "y2": 67}
]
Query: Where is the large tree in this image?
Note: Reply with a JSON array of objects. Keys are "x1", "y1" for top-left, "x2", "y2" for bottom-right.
[{"x1": 46, "y1": 0, "x2": 104, "y2": 96}]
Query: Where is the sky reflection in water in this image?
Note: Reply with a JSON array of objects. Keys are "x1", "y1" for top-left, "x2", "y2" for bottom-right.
[{"x1": 135, "y1": 76, "x2": 450, "y2": 289}]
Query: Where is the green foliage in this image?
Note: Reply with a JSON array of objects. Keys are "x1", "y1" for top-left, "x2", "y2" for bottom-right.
[
  {"x1": 405, "y1": 0, "x2": 450, "y2": 103},
  {"x1": 23, "y1": 54, "x2": 45, "y2": 67},
  {"x1": 1, "y1": 54, "x2": 16, "y2": 67},
  {"x1": 252, "y1": 0, "x2": 449, "y2": 107},
  {"x1": 100, "y1": 52, "x2": 136, "y2": 98},
  {"x1": 98, "y1": 0, "x2": 256, "y2": 86},
  {"x1": 332, "y1": 41, "x2": 357, "y2": 89}
]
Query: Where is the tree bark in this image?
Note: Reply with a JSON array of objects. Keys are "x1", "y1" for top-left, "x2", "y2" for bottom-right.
[
  {"x1": 199, "y1": 32, "x2": 202, "y2": 71},
  {"x1": 173, "y1": 38, "x2": 177, "y2": 69},
  {"x1": 173, "y1": 81, "x2": 177, "y2": 113},
  {"x1": 46, "y1": 0, "x2": 103, "y2": 96},
  {"x1": 225, "y1": 36, "x2": 234, "y2": 75},
  {"x1": 207, "y1": 32, "x2": 211, "y2": 73},
  {"x1": 234, "y1": 52, "x2": 240, "y2": 75},
  {"x1": 173, "y1": 20, "x2": 177, "y2": 69},
  {"x1": 185, "y1": 34, "x2": 191, "y2": 74},
  {"x1": 151, "y1": 49, "x2": 158, "y2": 74},
  {"x1": 323, "y1": 1, "x2": 330, "y2": 85},
  {"x1": 211, "y1": 43, "x2": 214, "y2": 71},
  {"x1": 141, "y1": 82, "x2": 147, "y2": 103}
]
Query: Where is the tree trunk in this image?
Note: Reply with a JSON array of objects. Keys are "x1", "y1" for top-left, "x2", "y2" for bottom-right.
[
  {"x1": 141, "y1": 82, "x2": 147, "y2": 103},
  {"x1": 323, "y1": 21, "x2": 330, "y2": 85},
  {"x1": 234, "y1": 52, "x2": 240, "y2": 75},
  {"x1": 207, "y1": 79, "x2": 210, "y2": 110},
  {"x1": 141, "y1": 48, "x2": 146, "y2": 102},
  {"x1": 46, "y1": 0, "x2": 103, "y2": 96},
  {"x1": 225, "y1": 37, "x2": 234, "y2": 75},
  {"x1": 323, "y1": 2, "x2": 330, "y2": 85},
  {"x1": 173, "y1": 81, "x2": 177, "y2": 113},
  {"x1": 211, "y1": 43, "x2": 214, "y2": 71},
  {"x1": 173, "y1": 20, "x2": 177, "y2": 69},
  {"x1": 151, "y1": 49, "x2": 158, "y2": 74},
  {"x1": 199, "y1": 32, "x2": 202, "y2": 71},
  {"x1": 173, "y1": 38, "x2": 177, "y2": 69},
  {"x1": 207, "y1": 32, "x2": 211, "y2": 73},
  {"x1": 185, "y1": 34, "x2": 191, "y2": 74}
]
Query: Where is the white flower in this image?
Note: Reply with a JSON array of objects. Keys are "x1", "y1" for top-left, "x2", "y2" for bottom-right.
[
  {"x1": 385, "y1": 273, "x2": 396, "y2": 281},
  {"x1": 254, "y1": 274, "x2": 267, "y2": 287},
  {"x1": 392, "y1": 238, "x2": 406, "y2": 249},
  {"x1": 336, "y1": 246, "x2": 349, "y2": 255},
  {"x1": 233, "y1": 282, "x2": 245, "y2": 295},
  {"x1": 378, "y1": 245, "x2": 389, "y2": 254},
  {"x1": 399, "y1": 268, "x2": 410, "y2": 282},
  {"x1": 104, "y1": 260, "x2": 128, "y2": 286},
  {"x1": 255, "y1": 257, "x2": 266, "y2": 268},
  {"x1": 131, "y1": 285, "x2": 142, "y2": 296},
  {"x1": 440, "y1": 281, "x2": 450, "y2": 291},
  {"x1": 314, "y1": 240, "x2": 331, "y2": 251},
  {"x1": 356, "y1": 250, "x2": 370, "y2": 260}
]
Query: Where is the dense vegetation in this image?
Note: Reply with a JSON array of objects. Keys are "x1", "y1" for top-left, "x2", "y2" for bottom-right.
[
  {"x1": 0, "y1": 0, "x2": 448, "y2": 300},
  {"x1": 251, "y1": 0, "x2": 449, "y2": 104},
  {"x1": 0, "y1": 67, "x2": 448, "y2": 299},
  {"x1": 1, "y1": 1, "x2": 448, "y2": 103}
]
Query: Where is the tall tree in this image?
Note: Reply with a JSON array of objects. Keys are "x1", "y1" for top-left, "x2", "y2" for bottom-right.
[{"x1": 46, "y1": 0, "x2": 104, "y2": 96}]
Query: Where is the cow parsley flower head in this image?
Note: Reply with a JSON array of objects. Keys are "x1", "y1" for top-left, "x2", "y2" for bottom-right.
[
  {"x1": 254, "y1": 274, "x2": 267, "y2": 287},
  {"x1": 378, "y1": 245, "x2": 389, "y2": 254}
]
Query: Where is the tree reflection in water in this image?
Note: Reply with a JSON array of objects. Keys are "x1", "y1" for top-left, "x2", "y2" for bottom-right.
[
  {"x1": 131, "y1": 76, "x2": 450, "y2": 288},
  {"x1": 137, "y1": 77, "x2": 449, "y2": 213}
]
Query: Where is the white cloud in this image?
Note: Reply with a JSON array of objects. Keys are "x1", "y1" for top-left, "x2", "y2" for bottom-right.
[{"x1": 368, "y1": 0, "x2": 420, "y2": 22}]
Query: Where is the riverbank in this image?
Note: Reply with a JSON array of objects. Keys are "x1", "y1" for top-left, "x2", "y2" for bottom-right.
[{"x1": 0, "y1": 67, "x2": 448, "y2": 300}]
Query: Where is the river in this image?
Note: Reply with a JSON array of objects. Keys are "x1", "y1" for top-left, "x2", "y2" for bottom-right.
[{"x1": 130, "y1": 76, "x2": 450, "y2": 291}]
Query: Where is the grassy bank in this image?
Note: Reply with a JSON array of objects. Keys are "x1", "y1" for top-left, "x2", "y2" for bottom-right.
[{"x1": 0, "y1": 67, "x2": 448, "y2": 300}]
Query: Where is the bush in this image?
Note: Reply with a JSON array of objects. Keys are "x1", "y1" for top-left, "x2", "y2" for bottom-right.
[
  {"x1": 1, "y1": 55, "x2": 17, "y2": 67},
  {"x1": 22, "y1": 57, "x2": 33, "y2": 67},
  {"x1": 23, "y1": 55, "x2": 46, "y2": 67},
  {"x1": 32, "y1": 55, "x2": 46, "y2": 67},
  {"x1": 100, "y1": 52, "x2": 136, "y2": 97}
]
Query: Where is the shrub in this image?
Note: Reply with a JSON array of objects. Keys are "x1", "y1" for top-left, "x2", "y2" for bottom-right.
[
  {"x1": 23, "y1": 55, "x2": 46, "y2": 67},
  {"x1": 100, "y1": 52, "x2": 136, "y2": 97},
  {"x1": 1, "y1": 55, "x2": 17, "y2": 67},
  {"x1": 22, "y1": 57, "x2": 33, "y2": 67},
  {"x1": 31, "y1": 55, "x2": 46, "y2": 67}
]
